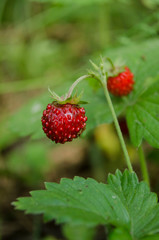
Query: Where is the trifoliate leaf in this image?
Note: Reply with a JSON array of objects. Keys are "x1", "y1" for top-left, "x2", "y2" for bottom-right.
[{"x1": 13, "y1": 170, "x2": 159, "y2": 240}]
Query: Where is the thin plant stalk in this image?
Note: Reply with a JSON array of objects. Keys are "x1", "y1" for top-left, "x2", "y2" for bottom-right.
[
  {"x1": 67, "y1": 75, "x2": 91, "y2": 98},
  {"x1": 62, "y1": 68, "x2": 133, "y2": 172},
  {"x1": 102, "y1": 81, "x2": 133, "y2": 173},
  {"x1": 138, "y1": 145, "x2": 150, "y2": 187}
]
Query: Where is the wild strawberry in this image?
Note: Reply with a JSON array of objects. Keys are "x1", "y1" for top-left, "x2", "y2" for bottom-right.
[
  {"x1": 107, "y1": 67, "x2": 134, "y2": 96},
  {"x1": 41, "y1": 102, "x2": 87, "y2": 144}
]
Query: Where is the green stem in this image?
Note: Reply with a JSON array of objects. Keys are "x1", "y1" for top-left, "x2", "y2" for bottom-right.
[
  {"x1": 67, "y1": 75, "x2": 91, "y2": 99},
  {"x1": 138, "y1": 145, "x2": 150, "y2": 187},
  {"x1": 61, "y1": 64, "x2": 133, "y2": 173},
  {"x1": 102, "y1": 82, "x2": 133, "y2": 172}
]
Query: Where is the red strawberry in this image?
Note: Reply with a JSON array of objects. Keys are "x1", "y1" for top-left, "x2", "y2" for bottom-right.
[
  {"x1": 107, "y1": 67, "x2": 134, "y2": 96},
  {"x1": 41, "y1": 102, "x2": 87, "y2": 144}
]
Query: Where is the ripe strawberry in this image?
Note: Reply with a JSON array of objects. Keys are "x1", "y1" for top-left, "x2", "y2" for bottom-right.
[
  {"x1": 41, "y1": 102, "x2": 87, "y2": 144},
  {"x1": 107, "y1": 67, "x2": 134, "y2": 96}
]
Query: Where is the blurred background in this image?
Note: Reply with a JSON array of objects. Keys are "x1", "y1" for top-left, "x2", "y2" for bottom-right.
[{"x1": 1, "y1": 0, "x2": 159, "y2": 239}]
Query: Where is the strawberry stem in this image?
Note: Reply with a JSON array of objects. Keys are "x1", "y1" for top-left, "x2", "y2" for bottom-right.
[
  {"x1": 138, "y1": 145, "x2": 150, "y2": 187},
  {"x1": 101, "y1": 74, "x2": 133, "y2": 172},
  {"x1": 66, "y1": 75, "x2": 91, "y2": 99}
]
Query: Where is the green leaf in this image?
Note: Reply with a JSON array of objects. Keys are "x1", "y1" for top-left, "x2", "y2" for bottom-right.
[
  {"x1": 8, "y1": 93, "x2": 49, "y2": 139},
  {"x1": 7, "y1": 77, "x2": 125, "y2": 140},
  {"x1": 13, "y1": 170, "x2": 159, "y2": 240},
  {"x1": 77, "y1": 79, "x2": 125, "y2": 136},
  {"x1": 108, "y1": 228, "x2": 159, "y2": 240},
  {"x1": 126, "y1": 81, "x2": 159, "y2": 148},
  {"x1": 141, "y1": 234, "x2": 159, "y2": 240},
  {"x1": 104, "y1": 38, "x2": 159, "y2": 148},
  {"x1": 7, "y1": 38, "x2": 159, "y2": 147},
  {"x1": 108, "y1": 228, "x2": 132, "y2": 240}
]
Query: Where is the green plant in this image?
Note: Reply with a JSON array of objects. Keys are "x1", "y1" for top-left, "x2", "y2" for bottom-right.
[
  {"x1": 13, "y1": 51, "x2": 159, "y2": 239},
  {"x1": 1, "y1": 1, "x2": 159, "y2": 239}
]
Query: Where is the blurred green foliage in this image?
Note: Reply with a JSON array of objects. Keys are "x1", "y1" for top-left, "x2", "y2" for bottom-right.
[
  {"x1": 62, "y1": 224, "x2": 95, "y2": 240},
  {"x1": 1, "y1": 0, "x2": 159, "y2": 239},
  {"x1": 6, "y1": 141, "x2": 50, "y2": 186}
]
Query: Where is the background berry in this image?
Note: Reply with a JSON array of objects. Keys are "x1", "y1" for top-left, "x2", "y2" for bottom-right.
[
  {"x1": 107, "y1": 67, "x2": 134, "y2": 96},
  {"x1": 41, "y1": 102, "x2": 87, "y2": 144}
]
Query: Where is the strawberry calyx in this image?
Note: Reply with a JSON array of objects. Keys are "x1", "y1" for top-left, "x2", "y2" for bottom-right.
[
  {"x1": 89, "y1": 57, "x2": 126, "y2": 80},
  {"x1": 54, "y1": 94, "x2": 88, "y2": 105},
  {"x1": 48, "y1": 74, "x2": 90, "y2": 105},
  {"x1": 107, "y1": 65, "x2": 126, "y2": 77},
  {"x1": 48, "y1": 88, "x2": 87, "y2": 105},
  {"x1": 106, "y1": 58, "x2": 126, "y2": 78}
]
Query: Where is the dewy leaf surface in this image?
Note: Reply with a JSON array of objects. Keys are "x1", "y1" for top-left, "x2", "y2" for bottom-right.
[{"x1": 14, "y1": 170, "x2": 159, "y2": 239}]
